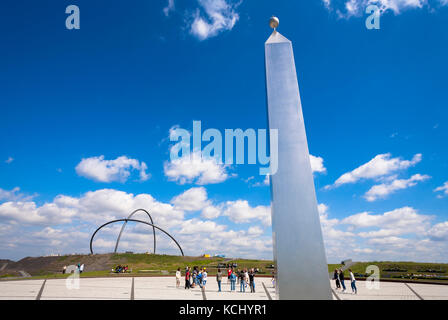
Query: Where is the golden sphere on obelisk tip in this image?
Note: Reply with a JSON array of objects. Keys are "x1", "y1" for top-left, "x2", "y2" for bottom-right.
[{"x1": 269, "y1": 16, "x2": 279, "y2": 29}]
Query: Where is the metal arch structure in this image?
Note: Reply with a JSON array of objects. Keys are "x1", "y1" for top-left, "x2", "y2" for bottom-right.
[
  {"x1": 90, "y1": 219, "x2": 184, "y2": 256},
  {"x1": 114, "y1": 209, "x2": 156, "y2": 254}
]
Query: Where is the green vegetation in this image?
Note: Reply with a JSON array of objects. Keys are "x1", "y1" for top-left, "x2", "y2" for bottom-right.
[
  {"x1": 328, "y1": 261, "x2": 448, "y2": 283},
  {"x1": 2, "y1": 254, "x2": 448, "y2": 284}
]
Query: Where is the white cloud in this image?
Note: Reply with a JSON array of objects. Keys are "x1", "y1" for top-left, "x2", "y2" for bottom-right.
[
  {"x1": 0, "y1": 187, "x2": 36, "y2": 202},
  {"x1": 0, "y1": 201, "x2": 77, "y2": 225},
  {"x1": 310, "y1": 154, "x2": 327, "y2": 174},
  {"x1": 222, "y1": 200, "x2": 271, "y2": 226},
  {"x1": 364, "y1": 173, "x2": 430, "y2": 201},
  {"x1": 341, "y1": 206, "x2": 433, "y2": 236},
  {"x1": 201, "y1": 205, "x2": 221, "y2": 219},
  {"x1": 164, "y1": 153, "x2": 229, "y2": 185},
  {"x1": 75, "y1": 155, "x2": 150, "y2": 183},
  {"x1": 179, "y1": 218, "x2": 226, "y2": 234},
  {"x1": 5, "y1": 157, "x2": 14, "y2": 164},
  {"x1": 428, "y1": 221, "x2": 448, "y2": 241},
  {"x1": 327, "y1": 153, "x2": 421, "y2": 188},
  {"x1": 434, "y1": 181, "x2": 448, "y2": 198},
  {"x1": 189, "y1": 0, "x2": 240, "y2": 41},
  {"x1": 163, "y1": 0, "x2": 175, "y2": 16},
  {"x1": 171, "y1": 187, "x2": 209, "y2": 211},
  {"x1": 324, "y1": 0, "x2": 437, "y2": 18}
]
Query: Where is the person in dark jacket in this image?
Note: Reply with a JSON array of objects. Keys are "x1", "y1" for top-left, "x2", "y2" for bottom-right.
[
  {"x1": 339, "y1": 269, "x2": 346, "y2": 292},
  {"x1": 333, "y1": 269, "x2": 341, "y2": 289},
  {"x1": 249, "y1": 268, "x2": 256, "y2": 293},
  {"x1": 216, "y1": 268, "x2": 223, "y2": 292}
]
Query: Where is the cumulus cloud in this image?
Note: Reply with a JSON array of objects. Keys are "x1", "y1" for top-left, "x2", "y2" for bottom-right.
[
  {"x1": 75, "y1": 155, "x2": 150, "y2": 183},
  {"x1": 434, "y1": 181, "x2": 448, "y2": 198},
  {"x1": 171, "y1": 187, "x2": 210, "y2": 211},
  {"x1": 189, "y1": 0, "x2": 240, "y2": 40},
  {"x1": 364, "y1": 173, "x2": 430, "y2": 201},
  {"x1": 427, "y1": 222, "x2": 448, "y2": 241},
  {"x1": 322, "y1": 0, "x2": 445, "y2": 18},
  {"x1": 0, "y1": 187, "x2": 36, "y2": 202},
  {"x1": 164, "y1": 152, "x2": 229, "y2": 185},
  {"x1": 341, "y1": 206, "x2": 433, "y2": 236},
  {"x1": 326, "y1": 153, "x2": 422, "y2": 189},
  {"x1": 309, "y1": 154, "x2": 327, "y2": 174},
  {"x1": 222, "y1": 200, "x2": 271, "y2": 226}
]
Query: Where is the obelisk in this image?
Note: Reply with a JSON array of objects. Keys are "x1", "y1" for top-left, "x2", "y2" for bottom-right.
[{"x1": 265, "y1": 17, "x2": 332, "y2": 300}]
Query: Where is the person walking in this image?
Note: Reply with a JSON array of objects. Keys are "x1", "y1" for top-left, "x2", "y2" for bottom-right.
[
  {"x1": 176, "y1": 268, "x2": 181, "y2": 288},
  {"x1": 202, "y1": 268, "x2": 208, "y2": 288},
  {"x1": 79, "y1": 264, "x2": 84, "y2": 274},
  {"x1": 227, "y1": 267, "x2": 232, "y2": 284},
  {"x1": 339, "y1": 269, "x2": 346, "y2": 292},
  {"x1": 244, "y1": 269, "x2": 249, "y2": 289},
  {"x1": 229, "y1": 270, "x2": 236, "y2": 292},
  {"x1": 197, "y1": 270, "x2": 203, "y2": 288},
  {"x1": 192, "y1": 267, "x2": 197, "y2": 288},
  {"x1": 333, "y1": 269, "x2": 341, "y2": 289},
  {"x1": 62, "y1": 265, "x2": 67, "y2": 274},
  {"x1": 239, "y1": 270, "x2": 246, "y2": 293},
  {"x1": 349, "y1": 269, "x2": 357, "y2": 294},
  {"x1": 185, "y1": 267, "x2": 191, "y2": 289},
  {"x1": 216, "y1": 268, "x2": 223, "y2": 292},
  {"x1": 249, "y1": 268, "x2": 255, "y2": 293}
]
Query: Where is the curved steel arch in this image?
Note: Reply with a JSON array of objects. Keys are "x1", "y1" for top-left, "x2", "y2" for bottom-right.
[
  {"x1": 90, "y1": 219, "x2": 184, "y2": 256},
  {"x1": 114, "y1": 209, "x2": 156, "y2": 254}
]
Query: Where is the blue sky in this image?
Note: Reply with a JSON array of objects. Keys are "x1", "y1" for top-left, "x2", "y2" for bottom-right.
[{"x1": 0, "y1": 0, "x2": 447, "y2": 262}]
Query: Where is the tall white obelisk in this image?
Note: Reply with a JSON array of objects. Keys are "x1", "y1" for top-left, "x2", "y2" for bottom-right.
[{"x1": 265, "y1": 17, "x2": 332, "y2": 300}]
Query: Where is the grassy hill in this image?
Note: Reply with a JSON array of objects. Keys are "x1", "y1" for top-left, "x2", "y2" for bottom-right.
[{"x1": 1, "y1": 254, "x2": 448, "y2": 283}]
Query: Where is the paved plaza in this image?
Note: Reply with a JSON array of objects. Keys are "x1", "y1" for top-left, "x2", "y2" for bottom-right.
[{"x1": 0, "y1": 277, "x2": 447, "y2": 300}]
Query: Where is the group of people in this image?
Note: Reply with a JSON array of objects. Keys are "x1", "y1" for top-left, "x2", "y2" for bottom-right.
[
  {"x1": 180, "y1": 266, "x2": 208, "y2": 289},
  {"x1": 114, "y1": 265, "x2": 129, "y2": 273},
  {"x1": 62, "y1": 263, "x2": 84, "y2": 274},
  {"x1": 177, "y1": 266, "x2": 257, "y2": 293},
  {"x1": 333, "y1": 268, "x2": 357, "y2": 294}
]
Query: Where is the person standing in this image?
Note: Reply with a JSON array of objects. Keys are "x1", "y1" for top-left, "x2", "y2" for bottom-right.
[
  {"x1": 229, "y1": 270, "x2": 236, "y2": 292},
  {"x1": 185, "y1": 267, "x2": 191, "y2": 289},
  {"x1": 349, "y1": 269, "x2": 357, "y2": 294},
  {"x1": 176, "y1": 268, "x2": 181, "y2": 288},
  {"x1": 339, "y1": 269, "x2": 346, "y2": 292},
  {"x1": 62, "y1": 265, "x2": 67, "y2": 274},
  {"x1": 202, "y1": 268, "x2": 208, "y2": 288},
  {"x1": 216, "y1": 268, "x2": 223, "y2": 292},
  {"x1": 334, "y1": 269, "x2": 340, "y2": 289},
  {"x1": 244, "y1": 269, "x2": 249, "y2": 289},
  {"x1": 227, "y1": 267, "x2": 232, "y2": 284},
  {"x1": 239, "y1": 270, "x2": 246, "y2": 292},
  {"x1": 249, "y1": 268, "x2": 255, "y2": 293},
  {"x1": 79, "y1": 264, "x2": 84, "y2": 274}
]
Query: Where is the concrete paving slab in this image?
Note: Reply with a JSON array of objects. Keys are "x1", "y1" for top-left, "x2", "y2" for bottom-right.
[
  {"x1": 203, "y1": 278, "x2": 270, "y2": 300},
  {"x1": 134, "y1": 277, "x2": 203, "y2": 300},
  {"x1": 0, "y1": 279, "x2": 44, "y2": 300},
  {"x1": 0, "y1": 277, "x2": 447, "y2": 300},
  {"x1": 332, "y1": 281, "x2": 419, "y2": 300},
  {"x1": 40, "y1": 278, "x2": 132, "y2": 300},
  {"x1": 408, "y1": 283, "x2": 448, "y2": 300}
]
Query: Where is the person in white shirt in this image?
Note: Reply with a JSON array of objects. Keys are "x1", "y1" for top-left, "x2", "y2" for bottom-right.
[
  {"x1": 79, "y1": 264, "x2": 84, "y2": 273},
  {"x1": 202, "y1": 268, "x2": 208, "y2": 287},
  {"x1": 349, "y1": 269, "x2": 357, "y2": 294},
  {"x1": 175, "y1": 268, "x2": 181, "y2": 288}
]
